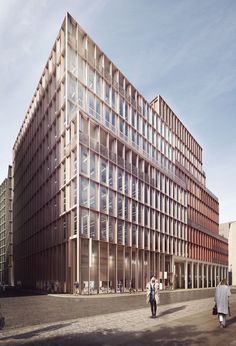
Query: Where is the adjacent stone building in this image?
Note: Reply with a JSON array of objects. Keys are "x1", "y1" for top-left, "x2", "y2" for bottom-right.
[
  {"x1": 220, "y1": 221, "x2": 236, "y2": 286},
  {"x1": 0, "y1": 166, "x2": 13, "y2": 285}
]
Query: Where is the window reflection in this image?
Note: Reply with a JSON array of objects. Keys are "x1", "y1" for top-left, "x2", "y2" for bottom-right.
[
  {"x1": 100, "y1": 186, "x2": 107, "y2": 213},
  {"x1": 100, "y1": 159, "x2": 107, "y2": 184}
]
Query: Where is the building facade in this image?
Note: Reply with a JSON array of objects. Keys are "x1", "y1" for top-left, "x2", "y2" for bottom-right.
[
  {"x1": 13, "y1": 13, "x2": 227, "y2": 294},
  {"x1": 220, "y1": 221, "x2": 236, "y2": 286},
  {"x1": 0, "y1": 166, "x2": 13, "y2": 285}
]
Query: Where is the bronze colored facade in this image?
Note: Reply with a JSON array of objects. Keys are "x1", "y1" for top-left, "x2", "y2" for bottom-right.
[{"x1": 13, "y1": 13, "x2": 227, "y2": 293}]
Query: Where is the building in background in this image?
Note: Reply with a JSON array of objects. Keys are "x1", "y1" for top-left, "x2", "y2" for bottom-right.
[
  {"x1": 220, "y1": 221, "x2": 236, "y2": 286},
  {"x1": 13, "y1": 13, "x2": 228, "y2": 294},
  {"x1": 0, "y1": 166, "x2": 13, "y2": 285}
]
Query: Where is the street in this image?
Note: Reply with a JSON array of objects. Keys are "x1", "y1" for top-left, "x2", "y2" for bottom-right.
[{"x1": 0, "y1": 288, "x2": 236, "y2": 345}]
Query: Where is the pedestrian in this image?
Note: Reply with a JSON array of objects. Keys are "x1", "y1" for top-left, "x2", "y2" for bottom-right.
[
  {"x1": 146, "y1": 276, "x2": 160, "y2": 318},
  {"x1": 129, "y1": 279, "x2": 135, "y2": 294},
  {"x1": 74, "y1": 281, "x2": 79, "y2": 295},
  {"x1": 215, "y1": 278, "x2": 231, "y2": 328}
]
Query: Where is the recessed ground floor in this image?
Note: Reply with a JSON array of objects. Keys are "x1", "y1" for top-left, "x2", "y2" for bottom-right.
[
  {"x1": 15, "y1": 237, "x2": 228, "y2": 294},
  {"x1": 69, "y1": 238, "x2": 228, "y2": 294}
]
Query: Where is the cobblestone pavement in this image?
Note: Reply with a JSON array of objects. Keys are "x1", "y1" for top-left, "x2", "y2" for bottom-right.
[
  {"x1": 0, "y1": 290, "x2": 236, "y2": 346},
  {"x1": 0, "y1": 288, "x2": 222, "y2": 330}
]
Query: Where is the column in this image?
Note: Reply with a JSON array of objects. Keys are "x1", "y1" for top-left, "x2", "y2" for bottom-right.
[
  {"x1": 196, "y1": 262, "x2": 199, "y2": 288},
  {"x1": 88, "y1": 238, "x2": 92, "y2": 294},
  {"x1": 135, "y1": 248, "x2": 138, "y2": 291},
  {"x1": 148, "y1": 251, "x2": 151, "y2": 283},
  {"x1": 123, "y1": 246, "x2": 125, "y2": 293},
  {"x1": 210, "y1": 265, "x2": 213, "y2": 288},
  {"x1": 156, "y1": 253, "x2": 160, "y2": 282},
  {"x1": 142, "y1": 250, "x2": 145, "y2": 290},
  {"x1": 107, "y1": 243, "x2": 110, "y2": 293},
  {"x1": 153, "y1": 251, "x2": 156, "y2": 278},
  {"x1": 206, "y1": 264, "x2": 209, "y2": 288},
  {"x1": 163, "y1": 254, "x2": 166, "y2": 290},
  {"x1": 191, "y1": 261, "x2": 194, "y2": 289},
  {"x1": 184, "y1": 260, "x2": 188, "y2": 290},
  {"x1": 170, "y1": 255, "x2": 174, "y2": 289},
  {"x1": 114, "y1": 244, "x2": 117, "y2": 292}
]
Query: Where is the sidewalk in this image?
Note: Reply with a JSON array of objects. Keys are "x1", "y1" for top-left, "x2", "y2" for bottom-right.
[{"x1": 1, "y1": 293, "x2": 236, "y2": 345}]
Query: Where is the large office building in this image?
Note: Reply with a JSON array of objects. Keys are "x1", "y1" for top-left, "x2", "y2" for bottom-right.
[
  {"x1": 220, "y1": 221, "x2": 236, "y2": 286},
  {"x1": 13, "y1": 13, "x2": 227, "y2": 294},
  {"x1": 0, "y1": 166, "x2": 13, "y2": 285}
]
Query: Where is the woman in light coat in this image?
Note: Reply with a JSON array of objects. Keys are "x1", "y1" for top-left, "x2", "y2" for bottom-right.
[
  {"x1": 215, "y1": 278, "x2": 231, "y2": 328},
  {"x1": 146, "y1": 276, "x2": 160, "y2": 318}
]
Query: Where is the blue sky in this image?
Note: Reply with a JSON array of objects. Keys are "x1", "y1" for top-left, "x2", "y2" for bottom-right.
[{"x1": 0, "y1": 0, "x2": 235, "y2": 223}]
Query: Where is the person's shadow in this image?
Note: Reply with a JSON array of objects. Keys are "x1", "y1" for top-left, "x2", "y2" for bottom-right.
[
  {"x1": 158, "y1": 305, "x2": 186, "y2": 317},
  {"x1": 0, "y1": 322, "x2": 74, "y2": 340},
  {"x1": 226, "y1": 315, "x2": 236, "y2": 326}
]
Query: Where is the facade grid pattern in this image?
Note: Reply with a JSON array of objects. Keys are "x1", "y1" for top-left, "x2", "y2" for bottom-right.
[{"x1": 13, "y1": 13, "x2": 228, "y2": 294}]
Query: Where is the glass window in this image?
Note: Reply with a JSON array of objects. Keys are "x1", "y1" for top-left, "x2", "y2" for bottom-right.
[
  {"x1": 96, "y1": 98, "x2": 101, "y2": 116},
  {"x1": 78, "y1": 82, "x2": 84, "y2": 107},
  {"x1": 74, "y1": 209, "x2": 77, "y2": 235},
  {"x1": 80, "y1": 146, "x2": 88, "y2": 175},
  {"x1": 80, "y1": 177, "x2": 88, "y2": 206},
  {"x1": 125, "y1": 123, "x2": 128, "y2": 137},
  {"x1": 125, "y1": 197, "x2": 129, "y2": 220},
  {"x1": 132, "y1": 129, "x2": 136, "y2": 143},
  {"x1": 119, "y1": 119, "x2": 124, "y2": 134},
  {"x1": 138, "y1": 181, "x2": 142, "y2": 201},
  {"x1": 78, "y1": 55, "x2": 85, "y2": 83},
  {"x1": 138, "y1": 228, "x2": 143, "y2": 248},
  {"x1": 132, "y1": 178, "x2": 136, "y2": 199},
  {"x1": 100, "y1": 186, "x2": 108, "y2": 213},
  {"x1": 63, "y1": 188, "x2": 66, "y2": 212},
  {"x1": 105, "y1": 83, "x2": 110, "y2": 104},
  {"x1": 145, "y1": 229, "x2": 149, "y2": 248},
  {"x1": 68, "y1": 74, "x2": 77, "y2": 103},
  {"x1": 119, "y1": 98, "x2": 124, "y2": 117},
  {"x1": 90, "y1": 181, "x2": 97, "y2": 209},
  {"x1": 109, "y1": 190, "x2": 115, "y2": 215},
  {"x1": 105, "y1": 106, "x2": 110, "y2": 125},
  {"x1": 80, "y1": 208, "x2": 88, "y2": 237},
  {"x1": 96, "y1": 73, "x2": 102, "y2": 97},
  {"x1": 74, "y1": 178, "x2": 77, "y2": 205},
  {"x1": 90, "y1": 211, "x2": 97, "y2": 239},
  {"x1": 109, "y1": 217, "x2": 115, "y2": 242},
  {"x1": 132, "y1": 201, "x2": 136, "y2": 222},
  {"x1": 112, "y1": 89, "x2": 117, "y2": 110},
  {"x1": 88, "y1": 92, "x2": 95, "y2": 116},
  {"x1": 88, "y1": 66, "x2": 95, "y2": 90},
  {"x1": 117, "y1": 194, "x2": 123, "y2": 218},
  {"x1": 100, "y1": 214, "x2": 107, "y2": 241},
  {"x1": 125, "y1": 222, "x2": 129, "y2": 246},
  {"x1": 132, "y1": 110, "x2": 135, "y2": 127},
  {"x1": 117, "y1": 220, "x2": 123, "y2": 244},
  {"x1": 111, "y1": 112, "x2": 116, "y2": 127},
  {"x1": 117, "y1": 169, "x2": 123, "y2": 192},
  {"x1": 100, "y1": 159, "x2": 107, "y2": 184},
  {"x1": 132, "y1": 226, "x2": 137, "y2": 247},
  {"x1": 63, "y1": 219, "x2": 67, "y2": 239},
  {"x1": 125, "y1": 103, "x2": 129, "y2": 121},
  {"x1": 90, "y1": 152, "x2": 97, "y2": 179},
  {"x1": 109, "y1": 164, "x2": 113, "y2": 187},
  {"x1": 125, "y1": 173, "x2": 129, "y2": 194},
  {"x1": 68, "y1": 47, "x2": 77, "y2": 75}
]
